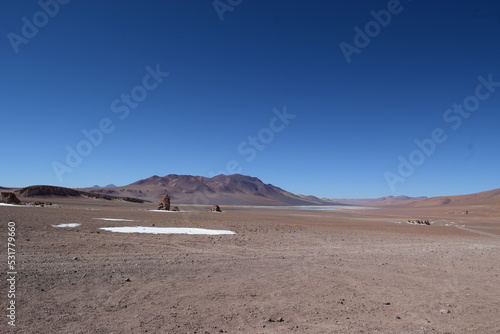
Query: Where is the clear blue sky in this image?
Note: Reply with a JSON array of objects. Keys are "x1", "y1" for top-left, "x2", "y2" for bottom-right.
[{"x1": 2, "y1": 0, "x2": 500, "y2": 198}]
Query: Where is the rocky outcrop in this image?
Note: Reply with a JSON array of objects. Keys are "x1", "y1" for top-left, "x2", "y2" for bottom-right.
[
  {"x1": 157, "y1": 195, "x2": 171, "y2": 211},
  {"x1": 211, "y1": 205, "x2": 222, "y2": 212},
  {"x1": 1, "y1": 192, "x2": 21, "y2": 205},
  {"x1": 19, "y1": 185, "x2": 81, "y2": 197}
]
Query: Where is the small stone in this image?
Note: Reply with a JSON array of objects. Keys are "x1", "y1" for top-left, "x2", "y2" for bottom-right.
[
  {"x1": 276, "y1": 317, "x2": 284, "y2": 322},
  {"x1": 125, "y1": 278, "x2": 131, "y2": 282},
  {"x1": 384, "y1": 302, "x2": 391, "y2": 305},
  {"x1": 439, "y1": 309, "x2": 450, "y2": 314},
  {"x1": 396, "y1": 316, "x2": 401, "y2": 320}
]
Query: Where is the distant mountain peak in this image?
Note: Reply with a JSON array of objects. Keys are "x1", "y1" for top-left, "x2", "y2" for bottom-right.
[
  {"x1": 91, "y1": 184, "x2": 117, "y2": 188},
  {"x1": 331, "y1": 195, "x2": 428, "y2": 206},
  {"x1": 88, "y1": 173, "x2": 337, "y2": 206}
]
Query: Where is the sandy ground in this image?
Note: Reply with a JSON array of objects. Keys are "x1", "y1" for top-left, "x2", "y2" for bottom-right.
[{"x1": 1, "y1": 199, "x2": 499, "y2": 333}]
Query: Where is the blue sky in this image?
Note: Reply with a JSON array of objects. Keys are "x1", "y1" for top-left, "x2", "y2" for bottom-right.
[{"x1": 1, "y1": 0, "x2": 500, "y2": 198}]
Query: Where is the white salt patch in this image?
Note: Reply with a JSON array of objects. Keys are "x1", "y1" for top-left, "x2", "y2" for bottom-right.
[
  {"x1": 148, "y1": 210, "x2": 182, "y2": 213},
  {"x1": 100, "y1": 226, "x2": 235, "y2": 235},
  {"x1": 53, "y1": 223, "x2": 81, "y2": 228},
  {"x1": 0, "y1": 203, "x2": 24, "y2": 207},
  {"x1": 94, "y1": 218, "x2": 135, "y2": 221}
]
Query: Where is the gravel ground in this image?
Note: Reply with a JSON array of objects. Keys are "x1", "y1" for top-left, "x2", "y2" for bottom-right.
[{"x1": 1, "y1": 200, "x2": 499, "y2": 333}]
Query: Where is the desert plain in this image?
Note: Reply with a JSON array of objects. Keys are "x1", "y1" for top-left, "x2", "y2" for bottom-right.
[{"x1": 1, "y1": 197, "x2": 499, "y2": 334}]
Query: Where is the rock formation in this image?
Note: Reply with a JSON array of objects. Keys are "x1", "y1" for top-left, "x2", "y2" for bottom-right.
[
  {"x1": 1, "y1": 192, "x2": 21, "y2": 205},
  {"x1": 157, "y1": 194, "x2": 171, "y2": 211},
  {"x1": 211, "y1": 205, "x2": 222, "y2": 212},
  {"x1": 171, "y1": 206, "x2": 179, "y2": 211}
]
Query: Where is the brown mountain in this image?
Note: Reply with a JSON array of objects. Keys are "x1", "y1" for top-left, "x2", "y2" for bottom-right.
[
  {"x1": 335, "y1": 189, "x2": 500, "y2": 209},
  {"x1": 84, "y1": 174, "x2": 339, "y2": 206},
  {"x1": 408, "y1": 188, "x2": 500, "y2": 208}
]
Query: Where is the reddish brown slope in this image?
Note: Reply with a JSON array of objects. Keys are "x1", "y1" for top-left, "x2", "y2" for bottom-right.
[
  {"x1": 85, "y1": 174, "x2": 339, "y2": 206},
  {"x1": 409, "y1": 188, "x2": 500, "y2": 207}
]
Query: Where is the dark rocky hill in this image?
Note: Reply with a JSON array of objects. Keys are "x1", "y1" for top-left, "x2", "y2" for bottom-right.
[{"x1": 18, "y1": 185, "x2": 150, "y2": 204}]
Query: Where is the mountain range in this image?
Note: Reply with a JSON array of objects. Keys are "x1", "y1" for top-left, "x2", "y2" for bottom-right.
[
  {"x1": 330, "y1": 195, "x2": 428, "y2": 206},
  {"x1": 83, "y1": 174, "x2": 338, "y2": 206},
  {"x1": 4, "y1": 173, "x2": 499, "y2": 208}
]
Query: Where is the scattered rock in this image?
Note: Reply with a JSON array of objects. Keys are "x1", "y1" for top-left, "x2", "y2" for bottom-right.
[
  {"x1": 439, "y1": 308, "x2": 451, "y2": 314},
  {"x1": 276, "y1": 317, "x2": 284, "y2": 322},
  {"x1": 124, "y1": 278, "x2": 131, "y2": 282},
  {"x1": 211, "y1": 205, "x2": 222, "y2": 212},
  {"x1": 27, "y1": 201, "x2": 52, "y2": 207},
  {"x1": 1, "y1": 192, "x2": 21, "y2": 205},
  {"x1": 407, "y1": 219, "x2": 431, "y2": 225},
  {"x1": 448, "y1": 210, "x2": 470, "y2": 215},
  {"x1": 157, "y1": 194, "x2": 171, "y2": 211},
  {"x1": 396, "y1": 316, "x2": 401, "y2": 320},
  {"x1": 171, "y1": 206, "x2": 179, "y2": 211}
]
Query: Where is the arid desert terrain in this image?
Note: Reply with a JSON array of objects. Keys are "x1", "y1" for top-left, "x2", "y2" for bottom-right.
[{"x1": 1, "y1": 197, "x2": 499, "y2": 334}]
